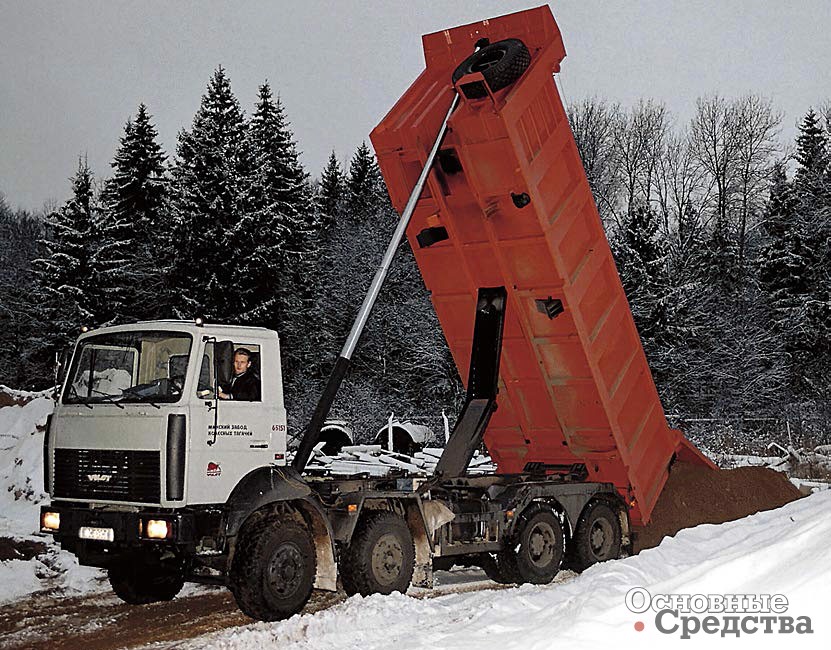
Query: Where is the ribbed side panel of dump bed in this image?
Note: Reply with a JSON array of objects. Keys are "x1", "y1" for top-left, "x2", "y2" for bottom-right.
[{"x1": 370, "y1": 6, "x2": 713, "y2": 524}]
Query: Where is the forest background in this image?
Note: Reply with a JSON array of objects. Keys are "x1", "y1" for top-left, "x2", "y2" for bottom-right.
[{"x1": 2, "y1": 68, "x2": 830, "y2": 452}]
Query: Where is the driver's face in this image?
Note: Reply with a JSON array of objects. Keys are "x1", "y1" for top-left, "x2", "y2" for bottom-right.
[{"x1": 233, "y1": 354, "x2": 251, "y2": 376}]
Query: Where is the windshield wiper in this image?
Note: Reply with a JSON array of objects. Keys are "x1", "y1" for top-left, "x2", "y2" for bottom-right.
[
  {"x1": 66, "y1": 385, "x2": 93, "y2": 409},
  {"x1": 89, "y1": 389, "x2": 125, "y2": 409}
]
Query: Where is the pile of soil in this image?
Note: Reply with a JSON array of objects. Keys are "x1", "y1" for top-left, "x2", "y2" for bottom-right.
[{"x1": 633, "y1": 462, "x2": 802, "y2": 553}]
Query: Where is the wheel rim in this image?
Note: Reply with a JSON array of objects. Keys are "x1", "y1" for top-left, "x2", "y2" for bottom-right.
[
  {"x1": 589, "y1": 517, "x2": 614, "y2": 559},
  {"x1": 371, "y1": 533, "x2": 404, "y2": 586},
  {"x1": 470, "y1": 49, "x2": 506, "y2": 73},
  {"x1": 527, "y1": 521, "x2": 557, "y2": 569},
  {"x1": 265, "y1": 542, "x2": 304, "y2": 598}
]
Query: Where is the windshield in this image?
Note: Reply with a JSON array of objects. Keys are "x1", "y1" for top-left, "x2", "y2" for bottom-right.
[{"x1": 63, "y1": 331, "x2": 193, "y2": 405}]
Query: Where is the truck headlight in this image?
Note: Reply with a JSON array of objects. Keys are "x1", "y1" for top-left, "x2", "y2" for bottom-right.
[
  {"x1": 41, "y1": 511, "x2": 60, "y2": 531},
  {"x1": 145, "y1": 519, "x2": 171, "y2": 539}
]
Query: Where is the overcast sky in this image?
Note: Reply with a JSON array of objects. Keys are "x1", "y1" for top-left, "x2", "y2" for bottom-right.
[{"x1": 1, "y1": 1, "x2": 828, "y2": 212}]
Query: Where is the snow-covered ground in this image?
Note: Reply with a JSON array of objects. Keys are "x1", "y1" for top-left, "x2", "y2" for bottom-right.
[
  {"x1": 2, "y1": 389, "x2": 830, "y2": 649},
  {"x1": 173, "y1": 491, "x2": 831, "y2": 649}
]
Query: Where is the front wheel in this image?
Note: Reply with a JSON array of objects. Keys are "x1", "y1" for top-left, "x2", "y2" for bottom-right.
[
  {"x1": 108, "y1": 554, "x2": 185, "y2": 605},
  {"x1": 229, "y1": 515, "x2": 316, "y2": 621}
]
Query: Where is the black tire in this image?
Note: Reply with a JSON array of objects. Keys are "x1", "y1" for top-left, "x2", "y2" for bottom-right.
[
  {"x1": 495, "y1": 507, "x2": 564, "y2": 585},
  {"x1": 229, "y1": 515, "x2": 316, "y2": 621},
  {"x1": 451, "y1": 38, "x2": 531, "y2": 98},
  {"x1": 479, "y1": 552, "x2": 513, "y2": 584},
  {"x1": 108, "y1": 555, "x2": 185, "y2": 605},
  {"x1": 340, "y1": 512, "x2": 415, "y2": 596},
  {"x1": 573, "y1": 501, "x2": 622, "y2": 571}
]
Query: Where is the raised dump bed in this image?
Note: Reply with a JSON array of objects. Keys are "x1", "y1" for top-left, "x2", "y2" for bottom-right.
[{"x1": 370, "y1": 5, "x2": 713, "y2": 525}]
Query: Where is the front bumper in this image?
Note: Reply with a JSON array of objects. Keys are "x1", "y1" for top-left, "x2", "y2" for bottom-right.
[{"x1": 40, "y1": 503, "x2": 197, "y2": 566}]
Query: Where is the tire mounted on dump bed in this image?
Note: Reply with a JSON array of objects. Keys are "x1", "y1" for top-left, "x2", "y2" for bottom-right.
[{"x1": 451, "y1": 38, "x2": 531, "y2": 98}]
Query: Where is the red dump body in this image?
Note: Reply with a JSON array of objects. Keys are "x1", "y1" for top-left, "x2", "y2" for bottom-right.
[{"x1": 370, "y1": 6, "x2": 713, "y2": 525}]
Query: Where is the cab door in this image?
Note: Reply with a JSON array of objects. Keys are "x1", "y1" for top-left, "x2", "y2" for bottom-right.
[{"x1": 187, "y1": 337, "x2": 284, "y2": 505}]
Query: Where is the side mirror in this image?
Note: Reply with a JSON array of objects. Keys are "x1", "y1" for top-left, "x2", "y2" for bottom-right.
[
  {"x1": 215, "y1": 340, "x2": 234, "y2": 387},
  {"x1": 54, "y1": 349, "x2": 71, "y2": 400}
]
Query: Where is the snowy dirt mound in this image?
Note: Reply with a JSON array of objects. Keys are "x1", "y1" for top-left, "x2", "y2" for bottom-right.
[
  {"x1": 633, "y1": 461, "x2": 802, "y2": 552},
  {"x1": 0, "y1": 388, "x2": 105, "y2": 603}
]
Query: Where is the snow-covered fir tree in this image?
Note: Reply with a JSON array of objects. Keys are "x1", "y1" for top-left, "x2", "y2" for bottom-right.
[
  {"x1": 102, "y1": 104, "x2": 170, "y2": 321},
  {"x1": 31, "y1": 160, "x2": 119, "y2": 365},
  {"x1": 346, "y1": 142, "x2": 382, "y2": 221},
  {"x1": 169, "y1": 67, "x2": 253, "y2": 322},
  {"x1": 244, "y1": 82, "x2": 320, "y2": 382},
  {"x1": 318, "y1": 150, "x2": 345, "y2": 231}
]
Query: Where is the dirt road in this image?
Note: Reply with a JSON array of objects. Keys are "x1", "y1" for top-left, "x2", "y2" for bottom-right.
[{"x1": 0, "y1": 569, "x2": 515, "y2": 650}]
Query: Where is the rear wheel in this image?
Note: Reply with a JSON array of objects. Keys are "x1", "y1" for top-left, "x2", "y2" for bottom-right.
[
  {"x1": 573, "y1": 501, "x2": 622, "y2": 571},
  {"x1": 229, "y1": 514, "x2": 316, "y2": 621},
  {"x1": 495, "y1": 507, "x2": 564, "y2": 584},
  {"x1": 340, "y1": 511, "x2": 415, "y2": 596},
  {"x1": 108, "y1": 554, "x2": 185, "y2": 605}
]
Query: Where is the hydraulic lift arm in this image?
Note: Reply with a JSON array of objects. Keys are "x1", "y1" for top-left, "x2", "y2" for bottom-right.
[{"x1": 292, "y1": 91, "x2": 461, "y2": 472}]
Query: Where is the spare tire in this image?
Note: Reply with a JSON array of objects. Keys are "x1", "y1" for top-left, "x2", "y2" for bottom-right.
[{"x1": 451, "y1": 39, "x2": 531, "y2": 98}]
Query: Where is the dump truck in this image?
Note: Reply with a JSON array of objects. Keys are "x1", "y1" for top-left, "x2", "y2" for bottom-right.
[{"x1": 39, "y1": 6, "x2": 714, "y2": 622}]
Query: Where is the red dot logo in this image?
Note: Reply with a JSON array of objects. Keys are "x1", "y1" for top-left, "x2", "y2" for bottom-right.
[{"x1": 634, "y1": 621, "x2": 645, "y2": 632}]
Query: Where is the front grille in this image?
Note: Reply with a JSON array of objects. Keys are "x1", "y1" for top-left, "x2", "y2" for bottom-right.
[{"x1": 53, "y1": 448, "x2": 161, "y2": 504}]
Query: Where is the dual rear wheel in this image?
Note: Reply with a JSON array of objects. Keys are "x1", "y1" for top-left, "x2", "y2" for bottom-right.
[{"x1": 483, "y1": 500, "x2": 623, "y2": 585}]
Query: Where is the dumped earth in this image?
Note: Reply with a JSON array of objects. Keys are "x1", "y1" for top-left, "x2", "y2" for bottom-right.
[{"x1": 632, "y1": 461, "x2": 803, "y2": 552}]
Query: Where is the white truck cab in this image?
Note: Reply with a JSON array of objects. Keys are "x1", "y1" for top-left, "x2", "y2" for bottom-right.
[{"x1": 48, "y1": 320, "x2": 288, "y2": 509}]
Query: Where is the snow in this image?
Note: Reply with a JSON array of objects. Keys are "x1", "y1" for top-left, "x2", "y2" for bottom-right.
[
  {"x1": 172, "y1": 492, "x2": 831, "y2": 649},
  {"x1": 0, "y1": 388, "x2": 106, "y2": 603}
]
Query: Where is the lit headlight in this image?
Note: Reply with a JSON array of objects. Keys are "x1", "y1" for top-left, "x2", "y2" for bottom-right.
[
  {"x1": 145, "y1": 519, "x2": 171, "y2": 539},
  {"x1": 42, "y1": 511, "x2": 60, "y2": 531}
]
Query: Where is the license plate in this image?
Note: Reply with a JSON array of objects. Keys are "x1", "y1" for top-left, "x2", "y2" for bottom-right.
[{"x1": 79, "y1": 526, "x2": 115, "y2": 542}]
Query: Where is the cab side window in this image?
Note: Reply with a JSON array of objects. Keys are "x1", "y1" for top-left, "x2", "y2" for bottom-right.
[{"x1": 198, "y1": 341, "x2": 262, "y2": 402}]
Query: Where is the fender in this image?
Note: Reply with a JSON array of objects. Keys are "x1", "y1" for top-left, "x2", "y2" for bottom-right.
[
  {"x1": 224, "y1": 465, "x2": 338, "y2": 591},
  {"x1": 224, "y1": 465, "x2": 312, "y2": 537}
]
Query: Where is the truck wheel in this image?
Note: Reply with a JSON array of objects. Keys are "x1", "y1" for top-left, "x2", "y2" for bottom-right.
[
  {"x1": 340, "y1": 511, "x2": 415, "y2": 596},
  {"x1": 510, "y1": 508, "x2": 564, "y2": 584},
  {"x1": 451, "y1": 38, "x2": 531, "y2": 98},
  {"x1": 573, "y1": 501, "x2": 622, "y2": 571},
  {"x1": 108, "y1": 556, "x2": 185, "y2": 605},
  {"x1": 480, "y1": 553, "x2": 513, "y2": 584},
  {"x1": 229, "y1": 515, "x2": 316, "y2": 621}
]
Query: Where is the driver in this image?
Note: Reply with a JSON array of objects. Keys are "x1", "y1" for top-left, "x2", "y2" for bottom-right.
[{"x1": 218, "y1": 348, "x2": 260, "y2": 401}]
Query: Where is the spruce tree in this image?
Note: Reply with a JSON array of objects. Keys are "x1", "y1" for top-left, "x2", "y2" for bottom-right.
[
  {"x1": 794, "y1": 109, "x2": 828, "y2": 190},
  {"x1": 244, "y1": 82, "x2": 319, "y2": 381},
  {"x1": 613, "y1": 206, "x2": 672, "y2": 385},
  {"x1": 318, "y1": 151, "x2": 345, "y2": 231},
  {"x1": 31, "y1": 160, "x2": 108, "y2": 368},
  {"x1": 102, "y1": 104, "x2": 169, "y2": 320},
  {"x1": 346, "y1": 142, "x2": 382, "y2": 221},
  {"x1": 169, "y1": 67, "x2": 252, "y2": 321},
  {"x1": 791, "y1": 110, "x2": 831, "y2": 398}
]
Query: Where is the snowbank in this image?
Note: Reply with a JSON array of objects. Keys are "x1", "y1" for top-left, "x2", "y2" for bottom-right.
[{"x1": 0, "y1": 388, "x2": 105, "y2": 603}]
